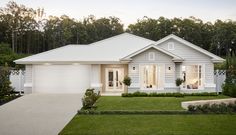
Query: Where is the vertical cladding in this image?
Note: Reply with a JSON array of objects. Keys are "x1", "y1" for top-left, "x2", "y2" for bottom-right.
[{"x1": 25, "y1": 65, "x2": 32, "y2": 83}]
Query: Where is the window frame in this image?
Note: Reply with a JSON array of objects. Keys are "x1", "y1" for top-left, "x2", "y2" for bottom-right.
[
  {"x1": 148, "y1": 52, "x2": 155, "y2": 61},
  {"x1": 181, "y1": 64, "x2": 204, "y2": 90},
  {"x1": 168, "y1": 42, "x2": 175, "y2": 50}
]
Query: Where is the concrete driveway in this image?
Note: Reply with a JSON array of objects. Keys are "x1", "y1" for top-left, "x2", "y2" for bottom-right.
[{"x1": 0, "y1": 94, "x2": 83, "y2": 135}]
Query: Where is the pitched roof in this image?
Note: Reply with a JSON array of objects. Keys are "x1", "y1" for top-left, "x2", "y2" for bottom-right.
[
  {"x1": 14, "y1": 33, "x2": 224, "y2": 64},
  {"x1": 155, "y1": 34, "x2": 225, "y2": 62},
  {"x1": 121, "y1": 44, "x2": 184, "y2": 62},
  {"x1": 15, "y1": 33, "x2": 155, "y2": 64}
]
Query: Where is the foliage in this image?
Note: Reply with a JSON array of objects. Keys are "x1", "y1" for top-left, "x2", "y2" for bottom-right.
[
  {"x1": 78, "y1": 110, "x2": 189, "y2": 115},
  {"x1": 0, "y1": 65, "x2": 14, "y2": 98},
  {"x1": 222, "y1": 83, "x2": 236, "y2": 97},
  {"x1": 175, "y1": 78, "x2": 184, "y2": 86},
  {"x1": 127, "y1": 17, "x2": 236, "y2": 57},
  {"x1": 82, "y1": 88, "x2": 100, "y2": 109},
  {"x1": 0, "y1": 1, "x2": 236, "y2": 57},
  {"x1": 0, "y1": 43, "x2": 29, "y2": 68},
  {"x1": 222, "y1": 56, "x2": 236, "y2": 97},
  {"x1": 121, "y1": 91, "x2": 218, "y2": 97},
  {"x1": 0, "y1": 94, "x2": 21, "y2": 105},
  {"x1": 123, "y1": 76, "x2": 131, "y2": 86},
  {"x1": 0, "y1": 1, "x2": 124, "y2": 54},
  {"x1": 188, "y1": 102, "x2": 236, "y2": 113}
]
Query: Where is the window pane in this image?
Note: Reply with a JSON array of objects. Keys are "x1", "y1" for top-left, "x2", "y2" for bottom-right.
[
  {"x1": 108, "y1": 71, "x2": 113, "y2": 87},
  {"x1": 142, "y1": 65, "x2": 157, "y2": 89},
  {"x1": 185, "y1": 65, "x2": 198, "y2": 89}
]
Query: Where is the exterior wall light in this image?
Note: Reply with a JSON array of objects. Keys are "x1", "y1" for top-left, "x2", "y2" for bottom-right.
[{"x1": 133, "y1": 66, "x2": 136, "y2": 70}]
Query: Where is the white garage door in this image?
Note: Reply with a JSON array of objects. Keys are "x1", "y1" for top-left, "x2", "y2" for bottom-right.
[{"x1": 33, "y1": 65, "x2": 91, "y2": 93}]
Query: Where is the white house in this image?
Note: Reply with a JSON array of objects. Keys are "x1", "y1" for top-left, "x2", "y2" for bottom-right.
[{"x1": 15, "y1": 33, "x2": 225, "y2": 94}]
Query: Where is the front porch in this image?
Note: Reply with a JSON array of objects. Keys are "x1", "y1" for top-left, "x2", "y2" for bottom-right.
[{"x1": 96, "y1": 64, "x2": 128, "y2": 95}]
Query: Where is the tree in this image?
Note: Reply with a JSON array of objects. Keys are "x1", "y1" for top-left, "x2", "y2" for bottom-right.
[
  {"x1": 0, "y1": 64, "x2": 14, "y2": 98},
  {"x1": 0, "y1": 43, "x2": 28, "y2": 67},
  {"x1": 1, "y1": 1, "x2": 236, "y2": 58},
  {"x1": 0, "y1": 1, "x2": 37, "y2": 53}
]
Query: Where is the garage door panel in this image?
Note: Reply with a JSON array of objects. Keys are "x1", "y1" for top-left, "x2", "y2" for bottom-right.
[{"x1": 33, "y1": 65, "x2": 91, "y2": 93}]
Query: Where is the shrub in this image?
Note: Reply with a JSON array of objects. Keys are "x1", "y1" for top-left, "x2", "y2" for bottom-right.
[
  {"x1": 222, "y1": 83, "x2": 236, "y2": 97},
  {"x1": 0, "y1": 65, "x2": 14, "y2": 99},
  {"x1": 188, "y1": 102, "x2": 236, "y2": 113},
  {"x1": 188, "y1": 105, "x2": 196, "y2": 112},
  {"x1": 132, "y1": 91, "x2": 148, "y2": 97},
  {"x1": 82, "y1": 88, "x2": 100, "y2": 109},
  {"x1": 78, "y1": 110, "x2": 190, "y2": 115},
  {"x1": 123, "y1": 76, "x2": 131, "y2": 87},
  {"x1": 121, "y1": 91, "x2": 217, "y2": 97},
  {"x1": 175, "y1": 78, "x2": 184, "y2": 86}
]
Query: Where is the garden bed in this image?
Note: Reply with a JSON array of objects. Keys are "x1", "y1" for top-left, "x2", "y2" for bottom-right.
[{"x1": 0, "y1": 94, "x2": 21, "y2": 106}]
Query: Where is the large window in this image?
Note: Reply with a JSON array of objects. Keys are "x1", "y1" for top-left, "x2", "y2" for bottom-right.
[
  {"x1": 182, "y1": 65, "x2": 202, "y2": 89},
  {"x1": 141, "y1": 65, "x2": 157, "y2": 89}
]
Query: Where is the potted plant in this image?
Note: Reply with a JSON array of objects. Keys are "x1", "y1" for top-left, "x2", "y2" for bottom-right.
[
  {"x1": 175, "y1": 78, "x2": 184, "y2": 93},
  {"x1": 123, "y1": 76, "x2": 131, "y2": 93}
]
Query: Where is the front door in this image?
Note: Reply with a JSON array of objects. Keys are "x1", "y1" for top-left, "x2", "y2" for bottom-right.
[{"x1": 105, "y1": 68, "x2": 124, "y2": 91}]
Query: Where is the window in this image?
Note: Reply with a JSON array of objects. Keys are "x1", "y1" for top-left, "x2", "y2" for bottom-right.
[
  {"x1": 168, "y1": 42, "x2": 174, "y2": 50},
  {"x1": 182, "y1": 65, "x2": 203, "y2": 89},
  {"x1": 148, "y1": 52, "x2": 155, "y2": 61},
  {"x1": 142, "y1": 65, "x2": 157, "y2": 89}
]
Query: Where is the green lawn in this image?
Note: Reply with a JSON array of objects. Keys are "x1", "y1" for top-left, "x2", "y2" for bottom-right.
[
  {"x1": 60, "y1": 95, "x2": 234, "y2": 135},
  {"x1": 95, "y1": 95, "x2": 229, "y2": 110},
  {"x1": 60, "y1": 114, "x2": 236, "y2": 135}
]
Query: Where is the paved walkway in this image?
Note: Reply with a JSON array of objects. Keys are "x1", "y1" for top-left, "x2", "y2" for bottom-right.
[{"x1": 0, "y1": 94, "x2": 83, "y2": 135}]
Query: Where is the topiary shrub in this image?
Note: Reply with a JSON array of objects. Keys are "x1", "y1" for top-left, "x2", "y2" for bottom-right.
[
  {"x1": 123, "y1": 76, "x2": 131, "y2": 87},
  {"x1": 175, "y1": 78, "x2": 184, "y2": 87}
]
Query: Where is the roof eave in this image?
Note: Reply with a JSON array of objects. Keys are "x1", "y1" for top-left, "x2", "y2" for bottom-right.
[
  {"x1": 212, "y1": 58, "x2": 225, "y2": 63},
  {"x1": 14, "y1": 60, "x2": 124, "y2": 65}
]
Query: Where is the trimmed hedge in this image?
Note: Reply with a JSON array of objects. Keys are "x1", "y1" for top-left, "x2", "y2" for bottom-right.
[
  {"x1": 78, "y1": 109, "x2": 236, "y2": 115},
  {"x1": 188, "y1": 101, "x2": 236, "y2": 114},
  {"x1": 78, "y1": 110, "x2": 191, "y2": 115},
  {"x1": 122, "y1": 91, "x2": 218, "y2": 97}
]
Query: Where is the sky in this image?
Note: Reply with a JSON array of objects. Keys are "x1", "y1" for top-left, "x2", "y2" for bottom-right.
[{"x1": 0, "y1": 0, "x2": 236, "y2": 27}]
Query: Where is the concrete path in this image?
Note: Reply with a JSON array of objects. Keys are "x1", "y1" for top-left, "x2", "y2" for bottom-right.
[{"x1": 0, "y1": 94, "x2": 83, "y2": 135}]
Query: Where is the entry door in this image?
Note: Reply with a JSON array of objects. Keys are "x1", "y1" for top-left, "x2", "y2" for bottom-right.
[{"x1": 105, "y1": 68, "x2": 124, "y2": 91}]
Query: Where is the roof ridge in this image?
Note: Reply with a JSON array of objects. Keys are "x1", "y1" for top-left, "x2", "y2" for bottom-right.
[{"x1": 89, "y1": 32, "x2": 154, "y2": 46}]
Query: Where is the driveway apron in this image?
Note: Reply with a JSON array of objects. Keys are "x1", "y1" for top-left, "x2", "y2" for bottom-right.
[{"x1": 0, "y1": 94, "x2": 83, "y2": 135}]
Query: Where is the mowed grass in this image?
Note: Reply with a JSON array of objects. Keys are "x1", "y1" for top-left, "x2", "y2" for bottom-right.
[
  {"x1": 60, "y1": 114, "x2": 236, "y2": 135},
  {"x1": 95, "y1": 95, "x2": 229, "y2": 110}
]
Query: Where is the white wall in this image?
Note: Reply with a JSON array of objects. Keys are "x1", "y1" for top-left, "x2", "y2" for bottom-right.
[
  {"x1": 129, "y1": 48, "x2": 175, "y2": 89},
  {"x1": 90, "y1": 64, "x2": 102, "y2": 91},
  {"x1": 158, "y1": 39, "x2": 215, "y2": 90}
]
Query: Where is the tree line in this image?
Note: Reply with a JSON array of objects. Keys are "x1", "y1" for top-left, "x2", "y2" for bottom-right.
[{"x1": 0, "y1": 1, "x2": 236, "y2": 57}]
